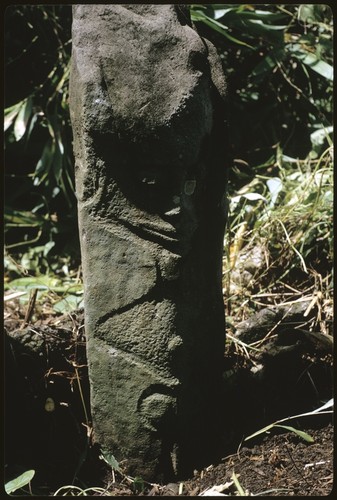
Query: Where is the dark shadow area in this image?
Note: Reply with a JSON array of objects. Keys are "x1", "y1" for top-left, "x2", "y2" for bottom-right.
[{"x1": 4, "y1": 308, "x2": 333, "y2": 493}]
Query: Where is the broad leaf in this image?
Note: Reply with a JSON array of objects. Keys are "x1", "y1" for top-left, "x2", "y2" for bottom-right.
[
  {"x1": 53, "y1": 294, "x2": 84, "y2": 313},
  {"x1": 9, "y1": 276, "x2": 61, "y2": 290},
  {"x1": 5, "y1": 470, "x2": 35, "y2": 494},
  {"x1": 297, "y1": 4, "x2": 330, "y2": 25},
  {"x1": 99, "y1": 450, "x2": 121, "y2": 472}
]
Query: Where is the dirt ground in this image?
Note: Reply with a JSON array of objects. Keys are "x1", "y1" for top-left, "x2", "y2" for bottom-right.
[
  {"x1": 4, "y1": 298, "x2": 334, "y2": 496},
  {"x1": 98, "y1": 423, "x2": 334, "y2": 496},
  {"x1": 163, "y1": 424, "x2": 334, "y2": 496}
]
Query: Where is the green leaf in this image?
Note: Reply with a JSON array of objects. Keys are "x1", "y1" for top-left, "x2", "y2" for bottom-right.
[
  {"x1": 132, "y1": 477, "x2": 145, "y2": 494},
  {"x1": 244, "y1": 423, "x2": 314, "y2": 443},
  {"x1": 224, "y1": 15, "x2": 285, "y2": 42},
  {"x1": 231, "y1": 471, "x2": 246, "y2": 496},
  {"x1": 43, "y1": 240, "x2": 55, "y2": 257},
  {"x1": 5, "y1": 470, "x2": 35, "y2": 494},
  {"x1": 53, "y1": 294, "x2": 84, "y2": 313},
  {"x1": 52, "y1": 141, "x2": 63, "y2": 183},
  {"x1": 274, "y1": 425, "x2": 314, "y2": 443},
  {"x1": 310, "y1": 126, "x2": 333, "y2": 150},
  {"x1": 239, "y1": 9, "x2": 289, "y2": 22},
  {"x1": 247, "y1": 19, "x2": 288, "y2": 30},
  {"x1": 4, "y1": 208, "x2": 45, "y2": 228},
  {"x1": 298, "y1": 4, "x2": 316, "y2": 24},
  {"x1": 243, "y1": 400, "x2": 332, "y2": 443},
  {"x1": 266, "y1": 177, "x2": 283, "y2": 207},
  {"x1": 212, "y1": 8, "x2": 233, "y2": 20},
  {"x1": 25, "y1": 112, "x2": 38, "y2": 142},
  {"x1": 4, "y1": 101, "x2": 24, "y2": 131},
  {"x1": 99, "y1": 450, "x2": 121, "y2": 472},
  {"x1": 251, "y1": 48, "x2": 286, "y2": 82},
  {"x1": 297, "y1": 4, "x2": 330, "y2": 25},
  {"x1": 34, "y1": 140, "x2": 54, "y2": 184},
  {"x1": 289, "y1": 46, "x2": 333, "y2": 80},
  {"x1": 13, "y1": 96, "x2": 33, "y2": 141},
  {"x1": 244, "y1": 423, "x2": 274, "y2": 441},
  {"x1": 231, "y1": 192, "x2": 267, "y2": 204},
  {"x1": 194, "y1": 6, "x2": 237, "y2": 21},
  {"x1": 191, "y1": 10, "x2": 254, "y2": 48},
  {"x1": 9, "y1": 275, "x2": 61, "y2": 290}
]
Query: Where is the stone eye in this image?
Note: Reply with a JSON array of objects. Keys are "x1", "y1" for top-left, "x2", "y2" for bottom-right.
[{"x1": 188, "y1": 50, "x2": 208, "y2": 74}]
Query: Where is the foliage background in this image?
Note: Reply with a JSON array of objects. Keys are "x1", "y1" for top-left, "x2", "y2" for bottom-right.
[
  {"x1": 4, "y1": 4, "x2": 333, "y2": 317},
  {"x1": 3, "y1": 4, "x2": 333, "y2": 495}
]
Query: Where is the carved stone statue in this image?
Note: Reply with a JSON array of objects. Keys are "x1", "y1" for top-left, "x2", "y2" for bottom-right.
[{"x1": 70, "y1": 4, "x2": 227, "y2": 481}]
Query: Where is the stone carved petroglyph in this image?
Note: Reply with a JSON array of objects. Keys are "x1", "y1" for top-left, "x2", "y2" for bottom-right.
[{"x1": 70, "y1": 4, "x2": 227, "y2": 480}]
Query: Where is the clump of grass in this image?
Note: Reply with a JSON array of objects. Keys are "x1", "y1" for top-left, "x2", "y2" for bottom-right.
[{"x1": 223, "y1": 143, "x2": 333, "y2": 334}]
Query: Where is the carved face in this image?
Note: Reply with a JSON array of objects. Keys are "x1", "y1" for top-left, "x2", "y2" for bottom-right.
[
  {"x1": 71, "y1": 4, "x2": 215, "y2": 195},
  {"x1": 70, "y1": 4, "x2": 224, "y2": 246}
]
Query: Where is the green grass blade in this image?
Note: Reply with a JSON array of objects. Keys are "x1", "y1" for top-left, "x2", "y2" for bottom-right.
[
  {"x1": 274, "y1": 425, "x2": 314, "y2": 442},
  {"x1": 231, "y1": 472, "x2": 246, "y2": 496},
  {"x1": 244, "y1": 424, "x2": 274, "y2": 441}
]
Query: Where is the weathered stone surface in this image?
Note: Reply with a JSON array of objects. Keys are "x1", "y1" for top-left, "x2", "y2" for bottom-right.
[{"x1": 70, "y1": 4, "x2": 227, "y2": 480}]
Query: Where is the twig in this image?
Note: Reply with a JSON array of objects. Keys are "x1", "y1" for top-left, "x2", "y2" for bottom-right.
[
  {"x1": 20, "y1": 288, "x2": 38, "y2": 329},
  {"x1": 284, "y1": 442, "x2": 306, "y2": 482}
]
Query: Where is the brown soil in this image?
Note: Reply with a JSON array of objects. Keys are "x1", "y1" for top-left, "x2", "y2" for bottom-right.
[
  {"x1": 4, "y1": 298, "x2": 334, "y2": 496},
  {"x1": 178, "y1": 424, "x2": 334, "y2": 496}
]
